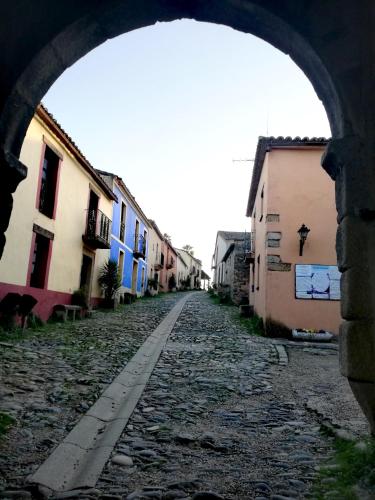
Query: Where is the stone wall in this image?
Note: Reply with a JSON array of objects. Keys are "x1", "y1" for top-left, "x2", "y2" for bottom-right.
[{"x1": 228, "y1": 245, "x2": 250, "y2": 305}]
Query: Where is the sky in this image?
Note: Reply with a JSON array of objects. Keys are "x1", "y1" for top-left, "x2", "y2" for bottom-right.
[{"x1": 43, "y1": 19, "x2": 330, "y2": 275}]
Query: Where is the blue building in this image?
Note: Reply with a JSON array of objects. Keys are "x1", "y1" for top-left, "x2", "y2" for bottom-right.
[{"x1": 97, "y1": 170, "x2": 150, "y2": 298}]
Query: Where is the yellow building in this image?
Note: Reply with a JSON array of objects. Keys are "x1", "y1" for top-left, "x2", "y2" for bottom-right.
[{"x1": 0, "y1": 105, "x2": 115, "y2": 320}]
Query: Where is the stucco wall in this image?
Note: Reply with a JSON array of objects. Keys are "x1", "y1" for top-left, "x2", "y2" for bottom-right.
[
  {"x1": 251, "y1": 146, "x2": 340, "y2": 334},
  {"x1": 266, "y1": 147, "x2": 340, "y2": 333},
  {"x1": 147, "y1": 226, "x2": 163, "y2": 282},
  {"x1": 249, "y1": 155, "x2": 269, "y2": 320},
  {"x1": 109, "y1": 181, "x2": 148, "y2": 296},
  {"x1": 0, "y1": 115, "x2": 113, "y2": 317}
]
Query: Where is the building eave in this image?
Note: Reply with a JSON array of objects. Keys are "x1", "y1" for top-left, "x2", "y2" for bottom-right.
[
  {"x1": 97, "y1": 169, "x2": 150, "y2": 227},
  {"x1": 36, "y1": 104, "x2": 117, "y2": 202},
  {"x1": 246, "y1": 136, "x2": 329, "y2": 217}
]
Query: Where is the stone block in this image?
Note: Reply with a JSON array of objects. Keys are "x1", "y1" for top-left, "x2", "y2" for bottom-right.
[
  {"x1": 267, "y1": 262, "x2": 291, "y2": 272},
  {"x1": 267, "y1": 255, "x2": 281, "y2": 263},
  {"x1": 341, "y1": 267, "x2": 375, "y2": 320},
  {"x1": 348, "y1": 379, "x2": 375, "y2": 434},
  {"x1": 339, "y1": 320, "x2": 375, "y2": 382},
  {"x1": 239, "y1": 305, "x2": 254, "y2": 317},
  {"x1": 337, "y1": 215, "x2": 375, "y2": 271}
]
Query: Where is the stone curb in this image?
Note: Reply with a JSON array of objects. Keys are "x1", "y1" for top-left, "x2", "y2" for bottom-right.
[
  {"x1": 28, "y1": 293, "x2": 194, "y2": 494},
  {"x1": 274, "y1": 344, "x2": 288, "y2": 365}
]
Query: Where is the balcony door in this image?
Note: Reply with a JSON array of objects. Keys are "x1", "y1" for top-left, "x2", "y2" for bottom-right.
[{"x1": 87, "y1": 190, "x2": 98, "y2": 233}]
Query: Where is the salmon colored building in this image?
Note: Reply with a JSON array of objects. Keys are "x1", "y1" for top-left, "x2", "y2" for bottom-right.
[
  {"x1": 246, "y1": 137, "x2": 341, "y2": 335},
  {"x1": 162, "y1": 239, "x2": 177, "y2": 292},
  {"x1": 0, "y1": 105, "x2": 115, "y2": 320}
]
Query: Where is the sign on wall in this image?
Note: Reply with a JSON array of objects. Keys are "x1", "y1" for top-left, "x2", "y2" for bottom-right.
[{"x1": 295, "y1": 264, "x2": 341, "y2": 300}]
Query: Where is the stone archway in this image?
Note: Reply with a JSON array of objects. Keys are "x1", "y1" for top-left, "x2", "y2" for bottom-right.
[{"x1": 1, "y1": 0, "x2": 375, "y2": 431}]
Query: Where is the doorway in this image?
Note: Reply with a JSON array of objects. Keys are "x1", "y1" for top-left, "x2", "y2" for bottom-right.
[
  {"x1": 131, "y1": 260, "x2": 138, "y2": 295},
  {"x1": 79, "y1": 253, "x2": 93, "y2": 305}
]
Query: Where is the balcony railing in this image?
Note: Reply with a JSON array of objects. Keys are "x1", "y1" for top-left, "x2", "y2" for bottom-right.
[
  {"x1": 83, "y1": 209, "x2": 111, "y2": 249},
  {"x1": 133, "y1": 234, "x2": 146, "y2": 259},
  {"x1": 154, "y1": 253, "x2": 163, "y2": 270}
]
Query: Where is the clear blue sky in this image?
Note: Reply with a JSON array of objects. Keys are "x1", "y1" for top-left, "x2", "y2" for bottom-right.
[{"x1": 43, "y1": 20, "x2": 330, "y2": 274}]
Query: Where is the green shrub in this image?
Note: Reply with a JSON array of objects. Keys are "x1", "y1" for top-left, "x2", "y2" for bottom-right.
[
  {"x1": 314, "y1": 437, "x2": 375, "y2": 499},
  {"x1": 238, "y1": 313, "x2": 264, "y2": 336},
  {"x1": 98, "y1": 259, "x2": 121, "y2": 307},
  {"x1": 0, "y1": 412, "x2": 15, "y2": 437},
  {"x1": 28, "y1": 313, "x2": 45, "y2": 329}
]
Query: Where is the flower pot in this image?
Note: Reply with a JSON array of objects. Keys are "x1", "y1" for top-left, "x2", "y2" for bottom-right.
[{"x1": 292, "y1": 329, "x2": 333, "y2": 342}]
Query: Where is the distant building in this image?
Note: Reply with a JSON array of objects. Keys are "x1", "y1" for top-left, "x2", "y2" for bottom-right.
[
  {"x1": 246, "y1": 136, "x2": 340, "y2": 334},
  {"x1": 98, "y1": 171, "x2": 150, "y2": 298},
  {"x1": 163, "y1": 238, "x2": 178, "y2": 292},
  {"x1": 147, "y1": 220, "x2": 164, "y2": 293},
  {"x1": 175, "y1": 250, "x2": 189, "y2": 289},
  {"x1": 212, "y1": 231, "x2": 251, "y2": 305},
  {"x1": 176, "y1": 249, "x2": 202, "y2": 289},
  {"x1": 0, "y1": 105, "x2": 115, "y2": 320}
]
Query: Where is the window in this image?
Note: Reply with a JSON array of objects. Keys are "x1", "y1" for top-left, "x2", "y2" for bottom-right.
[
  {"x1": 38, "y1": 145, "x2": 60, "y2": 218},
  {"x1": 119, "y1": 202, "x2": 126, "y2": 242},
  {"x1": 259, "y1": 186, "x2": 264, "y2": 221},
  {"x1": 142, "y1": 229, "x2": 147, "y2": 254},
  {"x1": 134, "y1": 220, "x2": 139, "y2": 249},
  {"x1": 161, "y1": 252, "x2": 165, "y2": 266},
  {"x1": 256, "y1": 254, "x2": 260, "y2": 290},
  {"x1": 30, "y1": 234, "x2": 50, "y2": 288}
]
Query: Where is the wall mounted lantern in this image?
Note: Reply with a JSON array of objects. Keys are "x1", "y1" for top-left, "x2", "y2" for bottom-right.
[{"x1": 297, "y1": 223, "x2": 310, "y2": 256}]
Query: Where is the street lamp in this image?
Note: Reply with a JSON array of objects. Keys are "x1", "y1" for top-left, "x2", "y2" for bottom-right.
[{"x1": 297, "y1": 224, "x2": 310, "y2": 256}]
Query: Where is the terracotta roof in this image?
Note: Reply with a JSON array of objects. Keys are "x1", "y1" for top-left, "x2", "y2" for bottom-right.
[
  {"x1": 201, "y1": 270, "x2": 211, "y2": 280},
  {"x1": 36, "y1": 104, "x2": 117, "y2": 201},
  {"x1": 246, "y1": 136, "x2": 329, "y2": 216},
  {"x1": 175, "y1": 248, "x2": 202, "y2": 265},
  {"x1": 175, "y1": 250, "x2": 188, "y2": 268}
]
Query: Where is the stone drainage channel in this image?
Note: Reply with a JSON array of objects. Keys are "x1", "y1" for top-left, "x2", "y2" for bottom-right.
[{"x1": 28, "y1": 293, "x2": 194, "y2": 497}]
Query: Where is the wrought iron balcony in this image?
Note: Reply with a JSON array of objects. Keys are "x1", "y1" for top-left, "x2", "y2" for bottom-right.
[
  {"x1": 83, "y1": 209, "x2": 111, "y2": 249},
  {"x1": 166, "y1": 257, "x2": 174, "y2": 270},
  {"x1": 133, "y1": 234, "x2": 146, "y2": 259},
  {"x1": 154, "y1": 254, "x2": 163, "y2": 270}
]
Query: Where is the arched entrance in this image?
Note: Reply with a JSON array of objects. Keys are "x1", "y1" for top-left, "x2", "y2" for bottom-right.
[{"x1": 0, "y1": 1, "x2": 374, "y2": 431}]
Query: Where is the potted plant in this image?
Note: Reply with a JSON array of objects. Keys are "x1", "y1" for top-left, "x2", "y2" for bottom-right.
[
  {"x1": 292, "y1": 328, "x2": 333, "y2": 342},
  {"x1": 147, "y1": 278, "x2": 158, "y2": 296},
  {"x1": 98, "y1": 259, "x2": 121, "y2": 308}
]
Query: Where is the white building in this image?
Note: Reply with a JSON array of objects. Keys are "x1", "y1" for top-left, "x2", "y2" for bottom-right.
[{"x1": 175, "y1": 248, "x2": 202, "y2": 289}]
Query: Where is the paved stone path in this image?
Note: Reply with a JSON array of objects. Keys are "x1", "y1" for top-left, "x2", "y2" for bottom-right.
[
  {"x1": 0, "y1": 293, "x2": 185, "y2": 496},
  {"x1": 93, "y1": 293, "x2": 365, "y2": 500},
  {"x1": 0, "y1": 292, "x2": 367, "y2": 499}
]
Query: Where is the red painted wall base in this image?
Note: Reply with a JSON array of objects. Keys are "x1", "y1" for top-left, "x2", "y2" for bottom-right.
[{"x1": 0, "y1": 282, "x2": 102, "y2": 322}]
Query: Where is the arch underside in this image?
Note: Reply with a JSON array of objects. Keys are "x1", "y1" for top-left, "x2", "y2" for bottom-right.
[{"x1": 0, "y1": 0, "x2": 343, "y2": 162}]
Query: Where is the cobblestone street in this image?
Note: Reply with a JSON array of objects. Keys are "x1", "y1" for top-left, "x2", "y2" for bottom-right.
[{"x1": 0, "y1": 292, "x2": 367, "y2": 499}]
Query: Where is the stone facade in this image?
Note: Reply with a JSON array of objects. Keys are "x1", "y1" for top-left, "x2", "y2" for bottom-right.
[{"x1": 212, "y1": 231, "x2": 250, "y2": 305}]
